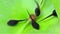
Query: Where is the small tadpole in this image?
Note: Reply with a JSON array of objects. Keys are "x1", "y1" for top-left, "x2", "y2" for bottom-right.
[
  {"x1": 35, "y1": 8, "x2": 40, "y2": 16},
  {"x1": 32, "y1": 19, "x2": 39, "y2": 30},
  {"x1": 7, "y1": 20, "x2": 25, "y2": 26},
  {"x1": 34, "y1": 0, "x2": 40, "y2": 16},
  {"x1": 41, "y1": 10, "x2": 57, "y2": 21}
]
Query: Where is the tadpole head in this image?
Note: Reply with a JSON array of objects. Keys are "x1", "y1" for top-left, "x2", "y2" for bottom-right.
[
  {"x1": 35, "y1": 8, "x2": 40, "y2": 16},
  {"x1": 7, "y1": 20, "x2": 20, "y2": 26},
  {"x1": 52, "y1": 10, "x2": 57, "y2": 17},
  {"x1": 31, "y1": 20, "x2": 39, "y2": 30}
]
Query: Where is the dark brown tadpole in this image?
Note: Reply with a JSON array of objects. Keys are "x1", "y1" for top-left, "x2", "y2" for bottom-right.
[
  {"x1": 41, "y1": 10, "x2": 57, "y2": 20},
  {"x1": 34, "y1": 0, "x2": 40, "y2": 16},
  {"x1": 7, "y1": 20, "x2": 25, "y2": 26},
  {"x1": 32, "y1": 19, "x2": 39, "y2": 30},
  {"x1": 35, "y1": 8, "x2": 40, "y2": 16}
]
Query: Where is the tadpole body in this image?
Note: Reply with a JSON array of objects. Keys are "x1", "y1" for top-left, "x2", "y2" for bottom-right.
[
  {"x1": 32, "y1": 19, "x2": 39, "y2": 30},
  {"x1": 35, "y1": 8, "x2": 40, "y2": 16},
  {"x1": 52, "y1": 10, "x2": 57, "y2": 17}
]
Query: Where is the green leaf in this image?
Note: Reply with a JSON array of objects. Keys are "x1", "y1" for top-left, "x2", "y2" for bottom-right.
[{"x1": 0, "y1": 0, "x2": 59, "y2": 34}]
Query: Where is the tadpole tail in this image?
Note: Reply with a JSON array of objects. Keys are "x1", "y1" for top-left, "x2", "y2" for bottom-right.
[
  {"x1": 19, "y1": 19, "x2": 28, "y2": 21},
  {"x1": 41, "y1": 14, "x2": 52, "y2": 21},
  {"x1": 41, "y1": 9, "x2": 57, "y2": 21},
  {"x1": 34, "y1": 0, "x2": 39, "y2": 8},
  {"x1": 34, "y1": 0, "x2": 43, "y2": 7},
  {"x1": 26, "y1": 9, "x2": 33, "y2": 19}
]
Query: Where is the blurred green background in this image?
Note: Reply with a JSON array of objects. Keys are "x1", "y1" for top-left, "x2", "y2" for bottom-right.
[{"x1": 0, "y1": 0, "x2": 60, "y2": 34}]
